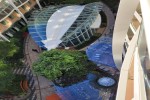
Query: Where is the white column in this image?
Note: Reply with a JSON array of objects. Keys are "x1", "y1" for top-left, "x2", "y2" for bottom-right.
[
  {"x1": 7, "y1": 0, "x2": 27, "y2": 23},
  {"x1": 0, "y1": 34, "x2": 10, "y2": 42},
  {"x1": 36, "y1": 0, "x2": 42, "y2": 10},
  {"x1": 112, "y1": 0, "x2": 140, "y2": 69}
]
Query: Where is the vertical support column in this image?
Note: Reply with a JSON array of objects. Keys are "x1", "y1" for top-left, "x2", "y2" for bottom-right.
[
  {"x1": 0, "y1": 34, "x2": 10, "y2": 42},
  {"x1": 7, "y1": 0, "x2": 27, "y2": 23},
  {"x1": 112, "y1": 0, "x2": 140, "y2": 68},
  {"x1": 36, "y1": 0, "x2": 42, "y2": 10}
]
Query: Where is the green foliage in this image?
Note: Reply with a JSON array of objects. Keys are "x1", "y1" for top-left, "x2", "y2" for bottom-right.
[
  {"x1": 33, "y1": 49, "x2": 92, "y2": 80},
  {"x1": 7, "y1": 34, "x2": 24, "y2": 67},
  {"x1": 0, "y1": 41, "x2": 19, "y2": 59},
  {"x1": 0, "y1": 26, "x2": 26, "y2": 95},
  {"x1": 0, "y1": 70, "x2": 15, "y2": 93},
  {"x1": 0, "y1": 60, "x2": 8, "y2": 70}
]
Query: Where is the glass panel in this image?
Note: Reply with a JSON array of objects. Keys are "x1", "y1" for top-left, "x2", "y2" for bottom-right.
[
  {"x1": 137, "y1": 21, "x2": 150, "y2": 100},
  {"x1": 83, "y1": 32, "x2": 88, "y2": 39},
  {"x1": 71, "y1": 38, "x2": 79, "y2": 45},
  {"x1": 65, "y1": 41, "x2": 73, "y2": 47},
  {"x1": 78, "y1": 35, "x2": 84, "y2": 42}
]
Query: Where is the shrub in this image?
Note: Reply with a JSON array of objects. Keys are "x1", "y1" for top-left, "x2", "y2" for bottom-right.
[{"x1": 33, "y1": 49, "x2": 93, "y2": 80}]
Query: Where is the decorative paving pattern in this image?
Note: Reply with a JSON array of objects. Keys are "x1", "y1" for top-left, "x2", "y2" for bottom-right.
[
  {"x1": 86, "y1": 34, "x2": 116, "y2": 68},
  {"x1": 56, "y1": 80, "x2": 102, "y2": 100},
  {"x1": 97, "y1": 77, "x2": 115, "y2": 87}
]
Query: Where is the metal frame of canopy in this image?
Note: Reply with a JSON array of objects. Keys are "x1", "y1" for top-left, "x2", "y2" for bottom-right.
[{"x1": 27, "y1": 2, "x2": 103, "y2": 49}]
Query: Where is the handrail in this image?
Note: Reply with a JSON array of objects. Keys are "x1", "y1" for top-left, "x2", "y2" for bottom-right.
[{"x1": 116, "y1": 27, "x2": 140, "y2": 100}]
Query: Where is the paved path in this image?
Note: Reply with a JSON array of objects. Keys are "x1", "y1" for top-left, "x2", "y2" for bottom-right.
[
  {"x1": 24, "y1": 35, "x2": 56, "y2": 100},
  {"x1": 101, "y1": 3, "x2": 115, "y2": 34}
]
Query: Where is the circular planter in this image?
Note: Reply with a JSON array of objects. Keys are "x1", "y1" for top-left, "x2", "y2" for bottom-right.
[{"x1": 97, "y1": 77, "x2": 115, "y2": 87}]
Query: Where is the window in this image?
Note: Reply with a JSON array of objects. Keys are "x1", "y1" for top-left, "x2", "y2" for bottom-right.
[
  {"x1": 22, "y1": 5, "x2": 26, "y2": 10},
  {"x1": 1, "y1": 20, "x2": 8, "y2": 25},
  {"x1": 15, "y1": 10, "x2": 19, "y2": 14},
  {"x1": 28, "y1": 1, "x2": 31, "y2": 5},
  {"x1": 9, "y1": 15, "x2": 14, "y2": 19}
]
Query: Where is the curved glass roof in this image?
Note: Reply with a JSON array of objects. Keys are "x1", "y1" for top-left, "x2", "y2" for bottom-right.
[
  {"x1": 28, "y1": 2, "x2": 103, "y2": 49},
  {"x1": 43, "y1": 5, "x2": 85, "y2": 50}
]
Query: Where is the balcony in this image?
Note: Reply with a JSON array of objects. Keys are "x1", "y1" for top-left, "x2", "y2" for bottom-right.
[{"x1": 0, "y1": 11, "x2": 21, "y2": 34}]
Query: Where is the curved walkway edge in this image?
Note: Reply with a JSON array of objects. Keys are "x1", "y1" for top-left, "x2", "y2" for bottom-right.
[
  {"x1": 101, "y1": 3, "x2": 115, "y2": 34},
  {"x1": 24, "y1": 35, "x2": 56, "y2": 100}
]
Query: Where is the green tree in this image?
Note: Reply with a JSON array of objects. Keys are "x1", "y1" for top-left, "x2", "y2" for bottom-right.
[
  {"x1": 33, "y1": 49, "x2": 92, "y2": 80},
  {"x1": 0, "y1": 41, "x2": 19, "y2": 59},
  {"x1": 0, "y1": 61, "x2": 15, "y2": 93}
]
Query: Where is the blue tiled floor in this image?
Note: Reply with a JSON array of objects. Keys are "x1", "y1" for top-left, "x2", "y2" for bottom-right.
[
  {"x1": 56, "y1": 80, "x2": 102, "y2": 100},
  {"x1": 86, "y1": 35, "x2": 116, "y2": 68}
]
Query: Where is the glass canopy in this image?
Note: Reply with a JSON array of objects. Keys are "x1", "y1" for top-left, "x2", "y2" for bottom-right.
[{"x1": 28, "y1": 2, "x2": 103, "y2": 50}]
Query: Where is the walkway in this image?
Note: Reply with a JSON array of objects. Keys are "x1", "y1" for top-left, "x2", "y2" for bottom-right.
[
  {"x1": 86, "y1": 34, "x2": 116, "y2": 68},
  {"x1": 101, "y1": 3, "x2": 115, "y2": 34},
  {"x1": 24, "y1": 35, "x2": 56, "y2": 100}
]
